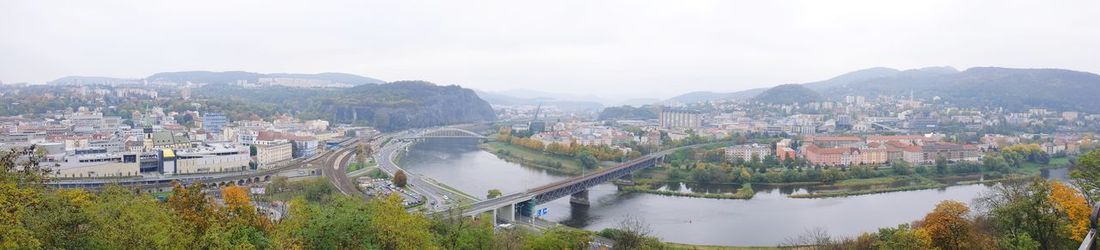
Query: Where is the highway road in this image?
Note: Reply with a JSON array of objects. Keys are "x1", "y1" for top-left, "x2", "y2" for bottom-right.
[{"x1": 375, "y1": 130, "x2": 476, "y2": 212}]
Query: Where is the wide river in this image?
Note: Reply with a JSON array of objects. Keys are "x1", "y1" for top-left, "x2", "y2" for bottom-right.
[{"x1": 400, "y1": 141, "x2": 1067, "y2": 246}]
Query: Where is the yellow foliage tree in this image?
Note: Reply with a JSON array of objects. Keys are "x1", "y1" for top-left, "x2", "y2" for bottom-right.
[
  {"x1": 368, "y1": 194, "x2": 434, "y2": 250},
  {"x1": 919, "y1": 200, "x2": 974, "y2": 250},
  {"x1": 1049, "y1": 181, "x2": 1091, "y2": 241}
]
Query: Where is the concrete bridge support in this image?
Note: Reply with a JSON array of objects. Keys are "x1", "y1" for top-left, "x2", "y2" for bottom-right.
[
  {"x1": 570, "y1": 189, "x2": 590, "y2": 206},
  {"x1": 493, "y1": 203, "x2": 516, "y2": 223}
]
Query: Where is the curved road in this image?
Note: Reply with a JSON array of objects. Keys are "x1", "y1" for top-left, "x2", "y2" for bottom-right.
[{"x1": 376, "y1": 131, "x2": 474, "y2": 212}]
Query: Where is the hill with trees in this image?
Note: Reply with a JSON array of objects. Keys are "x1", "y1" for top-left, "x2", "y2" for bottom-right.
[
  {"x1": 666, "y1": 66, "x2": 1100, "y2": 113},
  {"x1": 194, "y1": 81, "x2": 495, "y2": 131},
  {"x1": 597, "y1": 105, "x2": 659, "y2": 120},
  {"x1": 814, "y1": 67, "x2": 1100, "y2": 112},
  {"x1": 146, "y1": 71, "x2": 385, "y2": 86},
  {"x1": 752, "y1": 84, "x2": 823, "y2": 105}
]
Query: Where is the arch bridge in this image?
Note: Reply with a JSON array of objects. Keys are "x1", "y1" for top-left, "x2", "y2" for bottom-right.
[{"x1": 399, "y1": 127, "x2": 487, "y2": 141}]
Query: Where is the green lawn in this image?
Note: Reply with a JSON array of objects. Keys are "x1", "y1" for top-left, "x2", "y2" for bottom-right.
[
  {"x1": 831, "y1": 176, "x2": 900, "y2": 187},
  {"x1": 346, "y1": 160, "x2": 376, "y2": 173}
]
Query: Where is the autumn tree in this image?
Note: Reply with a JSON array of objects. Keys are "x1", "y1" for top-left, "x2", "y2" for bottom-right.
[
  {"x1": 393, "y1": 170, "x2": 408, "y2": 188},
  {"x1": 1049, "y1": 181, "x2": 1090, "y2": 242},
  {"x1": 919, "y1": 200, "x2": 974, "y2": 250},
  {"x1": 167, "y1": 181, "x2": 218, "y2": 237},
  {"x1": 368, "y1": 194, "x2": 433, "y2": 249},
  {"x1": 875, "y1": 224, "x2": 932, "y2": 250},
  {"x1": 0, "y1": 146, "x2": 51, "y2": 248}
]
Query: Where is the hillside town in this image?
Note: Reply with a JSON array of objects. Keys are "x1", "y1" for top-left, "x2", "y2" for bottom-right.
[{"x1": 498, "y1": 92, "x2": 1096, "y2": 168}]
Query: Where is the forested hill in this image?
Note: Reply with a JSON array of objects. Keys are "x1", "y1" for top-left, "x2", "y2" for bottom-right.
[
  {"x1": 813, "y1": 67, "x2": 1100, "y2": 112},
  {"x1": 194, "y1": 81, "x2": 495, "y2": 131},
  {"x1": 752, "y1": 84, "x2": 823, "y2": 105},
  {"x1": 330, "y1": 81, "x2": 496, "y2": 130},
  {"x1": 666, "y1": 66, "x2": 1100, "y2": 113}
]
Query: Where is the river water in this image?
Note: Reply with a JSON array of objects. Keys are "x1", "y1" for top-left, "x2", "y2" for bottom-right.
[{"x1": 400, "y1": 141, "x2": 1067, "y2": 246}]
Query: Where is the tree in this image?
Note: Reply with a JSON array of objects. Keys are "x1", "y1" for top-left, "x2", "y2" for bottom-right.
[
  {"x1": 249, "y1": 145, "x2": 257, "y2": 156},
  {"x1": 274, "y1": 197, "x2": 377, "y2": 249},
  {"x1": 1049, "y1": 181, "x2": 1090, "y2": 242},
  {"x1": 1070, "y1": 149, "x2": 1100, "y2": 203},
  {"x1": 393, "y1": 170, "x2": 408, "y2": 188},
  {"x1": 919, "y1": 200, "x2": 973, "y2": 250},
  {"x1": 486, "y1": 189, "x2": 502, "y2": 199},
  {"x1": 601, "y1": 214, "x2": 662, "y2": 249},
  {"x1": 577, "y1": 151, "x2": 599, "y2": 170},
  {"x1": 978, "y1": 179, "x2": 1071, "y2": 249},
  {"x1": 523, "y1": 227, "x2": 591, "y2": 250},
  {"x1": 429, "y1": 210, "x2": 494, "y2": 249},
  {"x1": 875, "y1": 224, "x2": 932, "y2": 250},
  {"x1": 368, "y1": 194, "x2": 433, "y2": 249},
  {"x1": 0, "y1": 147, "x2": 49, "y2": 248},
  {"x1": 86, "y1": 186, "x2": 190, "y2": 249},
  {"x1": 935, "y1": 156, "x2": 948, "y2": 175}
]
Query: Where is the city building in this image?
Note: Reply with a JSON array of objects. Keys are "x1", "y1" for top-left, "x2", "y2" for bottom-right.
[
  {"x1": 202, "y1": 112, "x2": 228, "y2": 134},
  {"x1": 659, "y1": 108, "x2": 702, "y2": 129},
  {"x1": 724, "y1": 144, "x2": 771, "y2": 162},
  {"x1": 255, "y1": 142, "x2": 293, "y2": 169}
]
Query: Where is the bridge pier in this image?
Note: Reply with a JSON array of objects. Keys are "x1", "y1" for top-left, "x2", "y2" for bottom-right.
[
  {"x1": 493, "y1": 203, "x2": 516, "y2": 223},
  {"x1": 569, "y1": 190, "x2": 590, "y2": 206}
]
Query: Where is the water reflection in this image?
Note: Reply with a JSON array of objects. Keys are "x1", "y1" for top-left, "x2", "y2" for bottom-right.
[{"x1": 401, "y1": 141, "x2": 1065, "y2": 246}]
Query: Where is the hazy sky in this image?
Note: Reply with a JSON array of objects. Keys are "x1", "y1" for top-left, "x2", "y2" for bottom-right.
[{"x1": 2, "y1": 0, "x2": 1098, "y2": 99}]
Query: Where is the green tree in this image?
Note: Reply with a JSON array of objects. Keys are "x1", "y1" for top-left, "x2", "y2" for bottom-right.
[
  {"x1": 86, "y1": 186, "x2": 190, "y2": 249},
  {"x1": 24, "y1": 189, "x2": 93, "y2": 249},
  {"x1": 874, "y1": 224, "x2": 932, "y2": 250},
  {"x1": 978, "y1": 179, "x2": 1072, "y2": 249},
  {"x1": 523, "y1": 227, "x2": 591, "y2": 250},
  {"x1": 577, "y1": 151, "x2": 599, "y2": 170},
  {"x1": 274, "y1": 197, "x2": 377, "y2": 249},
  {"x1": 430, "y1": 211, "x2": 494, "y2": 250},
  {"x1": 487, "y1": 189, "x2": 502, "y2": 199},
  {"x1": 368, "y1": 194, "x2": 433, "y2": 249},
  {"x1": 935, "y1": 156, "x2": 948, "y2": 175},
  {"x1": 1070, "y1": 149, "x2": 1100, "y2": 203}
]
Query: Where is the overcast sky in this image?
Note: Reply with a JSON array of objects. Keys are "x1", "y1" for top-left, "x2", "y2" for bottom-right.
[{"x1": 2, "y1": 0, "x2": 1098, "y2": 99}]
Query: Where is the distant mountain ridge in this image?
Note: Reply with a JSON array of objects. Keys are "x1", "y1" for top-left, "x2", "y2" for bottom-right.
[
  {"x1": 753, "y1": 84, "x2": 822, "y2": 105},
  {"x1": 50, "y1": 71, "x2": 385, "y2": 86},
  {"x1": 664, "y1": 89, "x2": 765, "y2": 104},
  {"x1": 474, "y1": 90, "x2": 604, "y2": 112},
  {"x1": 147, "y1": 71, "x2": 385, "y2": 85},
  {"x1": 664, "y1": 66, "x2": 1100, "y2": 113}
]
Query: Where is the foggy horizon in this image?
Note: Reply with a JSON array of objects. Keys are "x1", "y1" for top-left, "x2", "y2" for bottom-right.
[{"x1": 3, "y1": 0, "x2": 1099, "y2": 100}]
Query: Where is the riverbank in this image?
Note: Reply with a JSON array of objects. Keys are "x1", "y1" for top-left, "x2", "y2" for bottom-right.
[
  {"x1": 665, "y1": 242, "x2": 778, "y2": 250},
  {"x1": 788, "y1": 176, "x2": 947, "y2": 198},
  {"x1": 621, "y1": 182, "x2": 755, "y2": 199},
  {"x1": 480, "y1": 141, "x2": 604, "y2": 175}
]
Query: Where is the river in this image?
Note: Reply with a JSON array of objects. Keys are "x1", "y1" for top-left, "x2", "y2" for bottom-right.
[{"x1": 400, "y1": 141, "x2": 1068, "y2": 246}]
